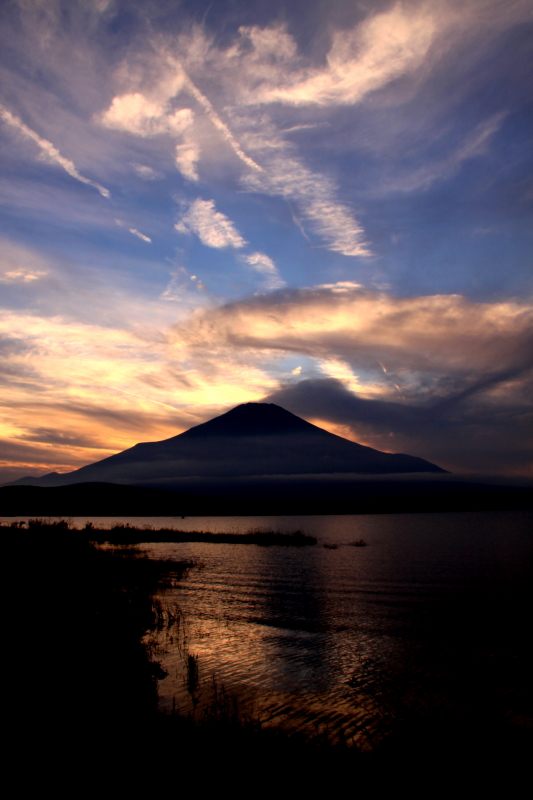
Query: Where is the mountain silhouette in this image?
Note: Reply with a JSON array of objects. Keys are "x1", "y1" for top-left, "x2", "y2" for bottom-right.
[{"x1": 7, "y1": 402, "x2": 446, "y2": 488}]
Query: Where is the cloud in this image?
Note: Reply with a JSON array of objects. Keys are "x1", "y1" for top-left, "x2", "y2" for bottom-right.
[
  {"x1": 106, "y1": 8, "x2": 501, "y2": 257},
  {"x1": 175, "y1": 198, "x2": 247, "y2": 249},
  {"x1": 1, "y1": 2, "x2": 531, "y2": 482},
  {"x1": 0, "y1": 234, "x2": 189, "y2": 330},
  {"x1": 168, "y1": 283, "x2": 532, "y2": 473},
  {"x1": 0, "y1": 435, "x2": 98, "y2": 484},
  {"x1": 1, "y1": 239, "x2": 50, "y2": 284},
  {"x1": 243, "y1": 252, "x2": 285, "y2": 290},
  {"x1": 0, "y1": 289, "x2": 279, "y2": 482},
  {"x1": 174, "y1": 205, "x2": 285, "y2": 291},
  {"x1": 114, "y1": 219, "x2": 152, "y2": 243},
  {"x1": 263, "y1": 375, "x2": 533, "y2": 475},
  {"x1": 0, "y1": 312, "x2": 212, "y2": 479},
  {"x1": 161, "y1": 266, "x2": 206, "y2": 302},
  {"x1": 225, "y1": 2, "x2": 530, "y2": 110},
  {"x1": 0, "y1": 333, "x2": 33, "y2": 358},
  {"x1": 174, "y1": 140, "x2": 201, "y2": 181},
  {"x1": 99, "y1": 92, "x2": 193, "y2": 137},
  {"x1": 180, "y1": 26, "x2": 371, "y2": 254},
  {"x1": 240, "y1": 132, "x2": 370, "y2": 256},
  {"x1": 254, "y1": 3, "x2": 439, "y2": 107},
  {"x1": 129, "y1": 228, "x2": 152, "y2": 243},
  {"x1": 378, "y1": 112, "x2": 508, "y2": 195},
  {"x1": 229, "y1": 110, "x2": 370, "y2": 256},
  {"x1": 0, "y1": 268, "x2": 48, "y2": 284},
  {"x1": 16, "y1": 426, "x2": 110, "y2": 450},
  {"x1": 132, "y1": 4, "x2": 527, "y2": 255},
  {"x1": 95, "y1": 30, "x2": 370, "y2": 254},
  {"x1": 175, "y1": 284, "x2": 533, "y2": 381},
  {"x1": 99, "y1": 69, "x2": 261, "y2": 178},
  {"x1": 1, "y1": 271, "x2": 531, "y2": 479},
  {"x1": 100, "y1": 91, "x2": 201, "y2": 181},
  {"x1": 182, "y1": 70, "x2": 262, "y2": 172},
  {"x1": 0, "y1": 104, "x2": 110, "y2": 198},
  {"x1": 132, "y1": 164, "x2": 163, "y2": 180}
]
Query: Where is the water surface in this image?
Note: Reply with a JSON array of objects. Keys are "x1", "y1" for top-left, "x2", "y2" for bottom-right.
[{"x1": 7, "y1": 510, "x2": 531, "y2": 744}]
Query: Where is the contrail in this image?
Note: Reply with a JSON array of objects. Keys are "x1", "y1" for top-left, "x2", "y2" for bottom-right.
[
  {"x1": 102, "y1": 385, "x2": 178, "y2": 411},
  {"x1": 287, "y1": 201, "x2": 312, "y2": 243},
  {"x1": 0, "y1": 104, "x2": 110, "y2": 198},
  {"x1": 182, "y1": 72, "x2": 262, "y2": 172}
]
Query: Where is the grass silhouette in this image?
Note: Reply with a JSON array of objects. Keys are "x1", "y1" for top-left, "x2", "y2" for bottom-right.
[{"x1": 15, "y1": 517, "x2": 317, "y2": 546}]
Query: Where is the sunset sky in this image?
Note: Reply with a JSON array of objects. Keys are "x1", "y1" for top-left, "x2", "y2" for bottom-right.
[{"x1": 1, "y1": 0, "x2": 532, "y2": 483}]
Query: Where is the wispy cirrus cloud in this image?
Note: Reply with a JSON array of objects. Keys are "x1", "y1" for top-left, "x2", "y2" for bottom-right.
[
  {"x1": 376, "y1": 112, "x2": 508, "y2": 195},
  {"x1": 114, "y1": 219, "x2": 152, "y2": 243},
  {"x1": 0, "y1": 239, "x2": 50, "y2": 284},
  {"x1": 175, "y1": 198, "x2": 247, "y2": 249},
  {"x1": 129, "y1": 228, "x2": 152, "y2": 243},
  {"x1": 161, "y1": 266, "x2": 206, "y2": 302},
  {"x1": 181, "y1": 67, "x2": 263, "y2": 173},
  {"x1": 174, "y1": 140, "x2": 201, "y2": 181},
  {"x1": 91, "y1": 2, "x2": 521, "y2": 259},
  {"x1": 249, "y1": 3, "x2": 439, "y2": 107},
  {"x1": 214, "y1": 101, "x2": 370, "y2": 255},
  {"x1": 0, "y1": 104, "x2": 110, "y2": 198},
  {"x1": 95, "y1": 26, "x2": 370, "y2": 256},
  {"x1": 132, "y1": 163, "x2": 162, "y2": 180},
  {"x1": 243, "y1": 252, "x2": 285, "y2": 291},
  {"x1": 98, "y1": 63, "x2": 262, "y2": 180},
  {"x1": 174, "y1": 198, "x2": 285, "y2": 290},
  {"x1": 220, "y1": 1, "x2": 530, "y2": 109},
  {"x1": 99, "y1": 90, "x2": 201, "y2": 181}
]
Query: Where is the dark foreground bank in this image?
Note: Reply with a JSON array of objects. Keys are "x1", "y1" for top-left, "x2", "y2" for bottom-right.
[
  {"x1": 18, "y1": 520, "x2": 531, "y2": 791},
  {"x1": 21, "y1": 525, "x2": 362, "y2": 789}
]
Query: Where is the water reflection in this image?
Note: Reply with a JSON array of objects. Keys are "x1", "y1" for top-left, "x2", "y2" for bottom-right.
[{"x1": 123, "y1": 511, "x2": 531, "y2": 744}]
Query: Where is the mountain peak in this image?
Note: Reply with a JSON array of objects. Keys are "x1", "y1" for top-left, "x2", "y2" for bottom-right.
[{"x1": 179, "y1": 402, "x2": 318, "y2": 439}]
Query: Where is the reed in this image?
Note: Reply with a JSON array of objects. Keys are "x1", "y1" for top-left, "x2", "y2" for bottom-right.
[{"x1": 2, "y1": 518, "x2": 317, "y2": 546}]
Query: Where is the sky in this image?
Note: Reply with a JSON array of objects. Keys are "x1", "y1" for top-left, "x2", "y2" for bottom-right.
[{"x1": 0, "y1": 0, "x2": 532, "y2": 483}]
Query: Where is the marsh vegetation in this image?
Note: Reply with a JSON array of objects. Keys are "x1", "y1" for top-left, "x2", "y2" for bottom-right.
[{"x1": 10, "y1": 517, "x2": 316, "y2": 546}]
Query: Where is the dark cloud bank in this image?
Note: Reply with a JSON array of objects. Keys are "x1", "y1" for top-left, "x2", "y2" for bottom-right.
[{"x1": 265, "y1": 375, "x2": 533, "y2": 476}]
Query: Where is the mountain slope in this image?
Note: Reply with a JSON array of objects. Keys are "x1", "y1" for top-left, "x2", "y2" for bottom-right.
[{"x1": 6, "y1": 402, "x2": 447, "y2": 487}]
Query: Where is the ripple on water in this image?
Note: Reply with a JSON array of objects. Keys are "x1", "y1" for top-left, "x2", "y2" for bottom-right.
[{"x1": 134, "y1": 511, "x2": 533, "y2": 743}]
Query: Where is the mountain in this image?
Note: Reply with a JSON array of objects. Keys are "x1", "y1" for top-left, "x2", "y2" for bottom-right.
[{"x1": 6, "y1": 402, "x2": 446, "y2": 488}]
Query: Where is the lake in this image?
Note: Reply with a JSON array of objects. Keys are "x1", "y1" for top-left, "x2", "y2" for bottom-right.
[{"x1": 7, "y1": 510, "x2": 532, "y2": 746}]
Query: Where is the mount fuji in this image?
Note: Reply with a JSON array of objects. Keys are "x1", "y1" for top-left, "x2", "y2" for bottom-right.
[{"x1": 7, "y1": 402, "x2": 446, "y2": 488}]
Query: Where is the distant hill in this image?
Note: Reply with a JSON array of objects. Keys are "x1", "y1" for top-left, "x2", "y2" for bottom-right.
[
  {"x1": 5, "y1": 402, "x2": 446, "y2": 489},
  {"x1": 1, "y1": 478, "x2": 531, "y2": 516}
]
